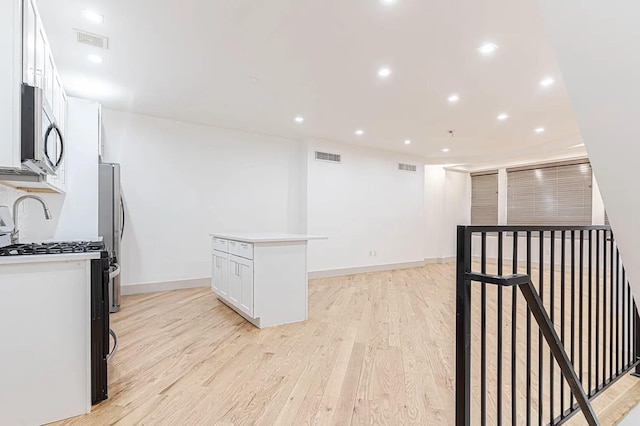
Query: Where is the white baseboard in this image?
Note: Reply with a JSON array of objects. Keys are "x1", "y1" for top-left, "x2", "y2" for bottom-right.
[
  {"x1": 121, "y1": 277, "x2": 210, "y2": 295},
  {"x1": 308, "y1": 260, "x2": 426, "y2": 279},
  {"x1": 424, "y1": 256, "x2": 456, "y2": 264}
]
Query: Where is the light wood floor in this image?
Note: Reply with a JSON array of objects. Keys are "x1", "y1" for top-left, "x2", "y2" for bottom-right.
[{"x1": 49, "y1": 264, "x2": 640, "y2": 425}]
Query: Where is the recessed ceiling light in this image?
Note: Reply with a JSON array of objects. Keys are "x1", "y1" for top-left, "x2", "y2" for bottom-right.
[
  {"x1": 404, "y1": 139, "x2": 411, "y2": 145},
  {"x1": 448, "y1": 94, "x2": 459, "y2": 103},
  {"x1": 540, "y1": 77, "x2": 555, "y2": 87},
  {"x1": 87, "y1": 54, "x2": 103, "y2": 64},
  {"x1": 81, "y1": 10, "x2": 104, "y2": 24},
  {"x1": 355, "y1": 129, "x2": 364, "y2": 135},
  {"x1": 294, "y1": 116, "x2": 304, "y2": 123},
  {"x1": 442, "y1": 148, "x2": 450, "y2": 152},
  {"x1": 377, "y1": 67, "x2": 392, "y2": 79},
  {"x1": 497, "y1": 113, "x2": 509, "y2": 120},
  {"x1": 478, "y1": 42, "x2": 499, "y2": 55},
  {"x1": 535, "y1": 127, "x2": 545, "y2": 133},
  {"x1": 380, "y1": 0, "x2": 396, "y2": 4}
]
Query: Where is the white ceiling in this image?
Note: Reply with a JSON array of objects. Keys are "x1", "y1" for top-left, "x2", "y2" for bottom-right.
[{"x1": 37, "y1": 0, "x2": 586, "y2": 165}]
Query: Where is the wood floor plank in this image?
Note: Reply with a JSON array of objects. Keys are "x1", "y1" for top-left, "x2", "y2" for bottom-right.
[{"x1": 46, "y1": 263, "x2": 639, "y2": 425}]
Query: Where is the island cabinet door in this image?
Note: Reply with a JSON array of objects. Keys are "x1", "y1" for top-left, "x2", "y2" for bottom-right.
[
  {"x1": 212, "y1": 250, "x2": 229, "y2": 298},
  {"x1": 238, "y1": 260, "x2": 254, "y2": 317},
  {"x1": 228, "y1": 257, "x2": 242, "y2": 306}
]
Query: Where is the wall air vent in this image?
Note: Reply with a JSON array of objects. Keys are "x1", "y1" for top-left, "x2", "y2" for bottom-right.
[
  {"x1": 75, "y1": 29, "x2": 109, "y2": 49},
  {"x1": 398, "y1": 163, "x2": 417, "y2": 172},
  {"x1": 315, "y1": 151, "x2": 341, "y2": 163}
]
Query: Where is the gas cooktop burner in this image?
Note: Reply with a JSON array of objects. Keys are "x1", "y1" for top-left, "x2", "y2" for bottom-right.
[{"x1": 0, "y1": 241, "x2": 106, "y2": 256}]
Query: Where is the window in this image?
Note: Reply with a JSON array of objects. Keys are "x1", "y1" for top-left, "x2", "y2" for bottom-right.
[
  {"x1": 471, "y1": 171, "x2": 499, "y2": 225},
  {"x1": 507, "y1": 160, "x2": 592, "y2": 225}
]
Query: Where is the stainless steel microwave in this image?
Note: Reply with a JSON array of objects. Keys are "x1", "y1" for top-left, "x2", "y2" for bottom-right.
[{"x1": 21, "y1": 84, "x2": 64, "y2": 175}]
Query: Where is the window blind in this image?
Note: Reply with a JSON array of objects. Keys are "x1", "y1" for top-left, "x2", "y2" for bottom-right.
[
  {"x1": 507, "y1": 161, "x2": 592, "y2": 225},
  {"x1": 471, "y1": 172, "x2": 499, "y2": 225}
]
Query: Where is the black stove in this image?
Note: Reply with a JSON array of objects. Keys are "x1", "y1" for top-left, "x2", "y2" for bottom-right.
[{"x1": 0, "y1": 241, "x2": 106, "y2": 256}]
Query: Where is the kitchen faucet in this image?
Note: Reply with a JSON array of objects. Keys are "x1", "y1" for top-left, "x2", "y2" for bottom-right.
[{"x1": 11, "y1": 195, "x2": 52, "y2": 244}]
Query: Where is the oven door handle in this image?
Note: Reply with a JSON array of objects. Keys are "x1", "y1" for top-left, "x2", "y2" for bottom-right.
[
  {"x1": 106, "y1": 328, "x2": 118, "y2": 362},
  {"x1": 109, "y1": 263, "x2": 121, "y2": 280}
]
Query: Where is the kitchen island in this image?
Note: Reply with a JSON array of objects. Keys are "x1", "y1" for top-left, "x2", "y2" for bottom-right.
[
  {"x1": 0, "y1": 252, "x2": 100, "y2": 425},
  {"x1": 210, "y1": 233, "x2": 326, "y2": 328}
]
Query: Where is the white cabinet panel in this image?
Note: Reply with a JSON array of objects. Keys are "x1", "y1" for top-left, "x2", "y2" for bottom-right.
[
  {"x1": 0, "y1": 0, "x2": 21, "y2": 169},
  {"x1": 212, "y1": 238, "x2": 228, "y2": 252},
  {"x1": 227, "y1": 240, "x2": 238, "y2": 256},
  {"x1": 0, "y1": 259, "x2": 92, "y2": 425},
  {"x1": 239, "y1": 259, "x2": 253, "y2": 316},
  {"x1": 212, "y1": 250, "x2": 229, "y2": 298},
  {"x1": 228, "y1": 256, "x2": 241, "y2": 305},
  {"x1": 23, "y1": 0, "x2": 36, "y2": 85},
  {"x1": 237, "y1": 242, "x2": 254, "y2": 260}
]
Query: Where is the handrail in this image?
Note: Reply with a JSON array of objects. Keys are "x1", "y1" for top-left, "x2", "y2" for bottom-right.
[
  {"x1": 455, "y1": 225, "x2": 638, "y2": 426},
  {"x1": 467, "y1": 272, "x2": 600, "y2": 426}
]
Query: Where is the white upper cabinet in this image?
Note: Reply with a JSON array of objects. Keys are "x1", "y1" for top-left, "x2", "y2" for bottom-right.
[
  {"x1": 3, "y1": 0, "x2": 69, "y2": 192},
  {"x1": 23, "y1": 0, "x2": 35, "y2": 85},
  {"x1": 0, "y1": 0, "x2": 22, "y2": 169}
]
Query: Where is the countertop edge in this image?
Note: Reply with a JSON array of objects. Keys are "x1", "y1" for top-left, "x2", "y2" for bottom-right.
[
  {"x1": 0, "y1": 252, "x2": 102, "y2": 265},
  {"x1": 210, "y1": 233, "x2": 328, "y2": 243}
]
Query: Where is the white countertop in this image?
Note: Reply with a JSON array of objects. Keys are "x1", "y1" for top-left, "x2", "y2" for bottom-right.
[
  {"x1": 0, "y1": 252, "x2": 102, "y2": 266},
  {"x1": 210, "y1": 232, "x2": 327, "y2": 243}
]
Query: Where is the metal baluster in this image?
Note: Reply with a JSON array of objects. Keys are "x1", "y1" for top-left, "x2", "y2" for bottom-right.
[
  {"x1": 497, "y1": 231, "x2": 503, "y2": 426},
  {"x1": 538, "y1": 230, "x2": 544, "y2": 426},
  {"x1": 603, "y1": 230, "x2": 608, "y2": 387},
  {"x1": 588, "y1": 230, "x2": 593, "y2": 395},
  {"x1": 549, "y1": 230, "x2": 555, "y2": 424},
  {"x1": 570, "y1": 230, "x2": 576, "y2": 409},
  {"x1": 560, "y1": 230, "x2": 566, "y2": 417},
  {"x1": 615, "y1": 244, "x2": 620, "y2": 375},
  {"x1": 481, "y1": 232, "x2": 487, "y2": 426},
  {"x1": 512, "y1": 231, "x2": 519, "y2": 425},
  {"x1": 579, "y1": 230, "x2": 584, "y2": 388},
  {"x1": 595, "y1": 230, "x2": 601, "y2": 392},
  {"x1": 527, "y1": 231, "x2": 532, "y2": 426},
  {"x1": 609, "y1": 231, "x2": 614, "y2": 381}
]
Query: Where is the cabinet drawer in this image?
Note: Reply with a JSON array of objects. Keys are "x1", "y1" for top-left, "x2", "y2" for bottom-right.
[
  {"x1": 212, "y1": 237, "x2": 228, "y2": 252},
  {"x1": 228, "y1": 240, "x2": 253, "y2": 260}
]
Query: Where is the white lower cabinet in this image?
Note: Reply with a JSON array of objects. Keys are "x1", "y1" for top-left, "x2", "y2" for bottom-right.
[
  {"x1": 213, "y1": 249, "x2": 253, "y2": 316},
  {"x1": 210, "y1": 233, "x2": 323, "y2": 329}
]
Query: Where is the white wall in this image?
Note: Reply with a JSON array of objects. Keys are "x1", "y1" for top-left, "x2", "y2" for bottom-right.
[
  {"x1": 101, "y1": 109, "x2": 306, "y2": 287},
  {"x1": 538, "y1": 0, "x2": 640, "y2": 295},
  {"x1": 306, "y1": 140, "x2": 426, "y2": 273},
  {"x1": 424, "y1": 166, "x2": 471, "y2": 261}
]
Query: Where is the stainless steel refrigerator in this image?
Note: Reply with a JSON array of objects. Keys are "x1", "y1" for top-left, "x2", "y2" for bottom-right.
[{"x1": 98, "y1": 163, "x2": 123, "y2": 313}]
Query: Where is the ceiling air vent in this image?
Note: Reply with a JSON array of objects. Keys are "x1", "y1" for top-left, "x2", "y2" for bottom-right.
[
  {"x1": 398, "y1": 163, "x2": 417, "y2": 172},
  {"x1": 315, "y1": 151, "x2": 341, "y2": 163},
  {"x1": 75, "y1": 29, "x2": 109, "y2": 49}
]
